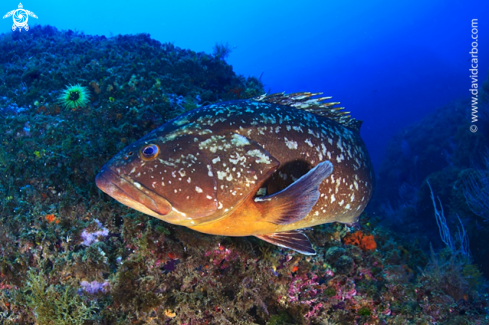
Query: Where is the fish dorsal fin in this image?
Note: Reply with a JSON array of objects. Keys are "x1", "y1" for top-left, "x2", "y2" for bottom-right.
[{"x1": 252, "y1": 92, "x2": 363, "y2": 132}]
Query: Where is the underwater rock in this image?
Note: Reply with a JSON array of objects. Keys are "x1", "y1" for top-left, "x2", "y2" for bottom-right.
[
  {"x1": 334, "y1": 255, "x2": 354, "y2": 275},
  {"x1": 325, "y1": 246, "x2": 347, "y2": 263}
]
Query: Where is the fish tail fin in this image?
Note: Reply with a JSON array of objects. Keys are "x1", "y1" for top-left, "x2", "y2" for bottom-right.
[
  {"x1": 255, "y1": 160, "x2": 333, "y2": 225},
  {"x1": 256, "y1": 230, "x2": 316, "y2": 255}
]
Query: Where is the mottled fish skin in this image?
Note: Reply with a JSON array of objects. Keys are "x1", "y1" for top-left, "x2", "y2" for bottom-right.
[{"x1": 96, "y1": 98, "x2": 374, "y2": 253}]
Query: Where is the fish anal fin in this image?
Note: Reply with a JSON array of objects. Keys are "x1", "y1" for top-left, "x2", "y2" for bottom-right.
[
  {"x1": 256, "y1": 230, "x2": 316, "y2": 255},
  {"x1": 255, "y1": 160, "x2": 333, "y2": 225}
]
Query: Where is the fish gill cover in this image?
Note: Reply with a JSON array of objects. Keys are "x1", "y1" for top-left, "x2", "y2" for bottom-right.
[{"x1": 0, "y1": 26, "x2": 488, "y2": 324}]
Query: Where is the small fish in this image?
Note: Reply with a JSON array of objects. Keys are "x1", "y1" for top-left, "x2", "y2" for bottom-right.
[{"x1": 96, "y1": 92, "x2": 374, "y2": 255}]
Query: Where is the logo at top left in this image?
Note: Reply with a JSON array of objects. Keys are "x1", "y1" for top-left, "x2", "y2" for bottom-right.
[{"x1": 3, "y1": 3, "x2": 38, "y2": 32}]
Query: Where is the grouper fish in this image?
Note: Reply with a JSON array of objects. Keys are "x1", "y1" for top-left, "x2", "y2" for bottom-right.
[{"x1": 95, "y1": 92, "x2": 374, "y2": 255}]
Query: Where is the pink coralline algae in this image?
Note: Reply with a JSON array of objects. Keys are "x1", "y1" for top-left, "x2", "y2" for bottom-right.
[
  {"x1": 287, "y1": 273, "x2": 321, "y2": 302},
  {"x1": 286, "y1": 273, "x2": 327, "y2": 320},
  {"x1": 204, "y1": 244, "x2": 237, "y2": 269},
  {"x1": 81, "y1": 219, "x2": 109, "y2": 246}
]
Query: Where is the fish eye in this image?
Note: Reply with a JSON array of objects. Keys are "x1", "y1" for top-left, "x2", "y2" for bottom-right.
[{"x1": 140, "y1": 144, "x2": 159, "y2": 161}]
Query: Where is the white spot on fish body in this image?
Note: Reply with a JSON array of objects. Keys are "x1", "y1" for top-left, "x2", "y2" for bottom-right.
[
  {"x1": 199, "y1": 129, "x2": 213, "y2": 135},
  {"x1": 195, "y1": 186, "x2": 203, "y2": 193},
  {"x1": 173, "y1": 118, "x2": 189, "y2": 126},
  {"x1": 229, "y1": 153, "x2": 246, "y2": 165},
  {"x1": 284, "y1": 137, "x2": 298, "y2": 150},
  {"x1": 217, "y1": 171, "x2": 226, "y2": 180},
  {"x1": 331, "y1": 194, "x2": 336, "y2": 203},
  {"x1": 321, "y1": 143, "x2": 327, "y2": 156},
  {"x1": 308, "y1": 129, "x2": 319, "y2": 138},
  {"x1": 231, "y1": 134, "x2": 250, "y2": 147},
  {"x1": 246, "y1": 149, "x2": 272, "y2": 164},
  {"x1": 337, "y1": 138, "x2": 343, "y2": 151},
  {"x1": 305, "y1": 138, "x2": 313, "y2": 147}
]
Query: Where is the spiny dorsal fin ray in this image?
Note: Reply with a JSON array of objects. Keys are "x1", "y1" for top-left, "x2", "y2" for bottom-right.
[
  {"x1": 252, "y1": 92, "x2": 362, "y2": 132},
  {"x1": 255, "y1": 230, "x2": 316, "y2": 255}
]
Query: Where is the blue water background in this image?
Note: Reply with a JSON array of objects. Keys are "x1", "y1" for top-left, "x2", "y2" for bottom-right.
[{"x1": 1, "y1": 0, "x2": 488, "y2": 168}]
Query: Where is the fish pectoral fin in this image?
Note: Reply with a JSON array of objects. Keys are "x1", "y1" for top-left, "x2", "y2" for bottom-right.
[
  {"x1": 255, "y1": 230, "x2": 316, "y2": 255},
  {"x1": 255, "y1": 160, "x2": 333, "y2": 225}
]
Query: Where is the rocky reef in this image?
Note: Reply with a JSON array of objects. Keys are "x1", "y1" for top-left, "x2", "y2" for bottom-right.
[
  {"x1": 372, "y1": 72, "x2": 489, "y2": 281},
  {"x1": 0, "y1": 26, "x2": 487, "y2": 324}
]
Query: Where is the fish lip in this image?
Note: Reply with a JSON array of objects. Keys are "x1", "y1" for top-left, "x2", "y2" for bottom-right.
[{"x1": 95, "y1": 167, "x2": 172, "y2": 216}]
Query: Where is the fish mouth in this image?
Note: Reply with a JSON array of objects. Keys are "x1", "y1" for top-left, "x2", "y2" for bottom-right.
[{"x1": 95, "y1": 168, "x2": 172, "y2": 217}]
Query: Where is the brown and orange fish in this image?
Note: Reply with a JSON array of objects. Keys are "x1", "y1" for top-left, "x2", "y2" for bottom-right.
[{"x1": 96, "y1": 92, "x2": 374, "y2": 254}]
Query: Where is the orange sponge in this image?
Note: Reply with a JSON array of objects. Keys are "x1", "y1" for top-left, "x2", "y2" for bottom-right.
[{"x1": 343, "y1": 230, "x2": 377, "y2": 251}]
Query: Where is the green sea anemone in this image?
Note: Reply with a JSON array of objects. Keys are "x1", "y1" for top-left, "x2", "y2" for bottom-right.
[{"x1": 58, "y1": 84, "x2": 91, "y2": 109}]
